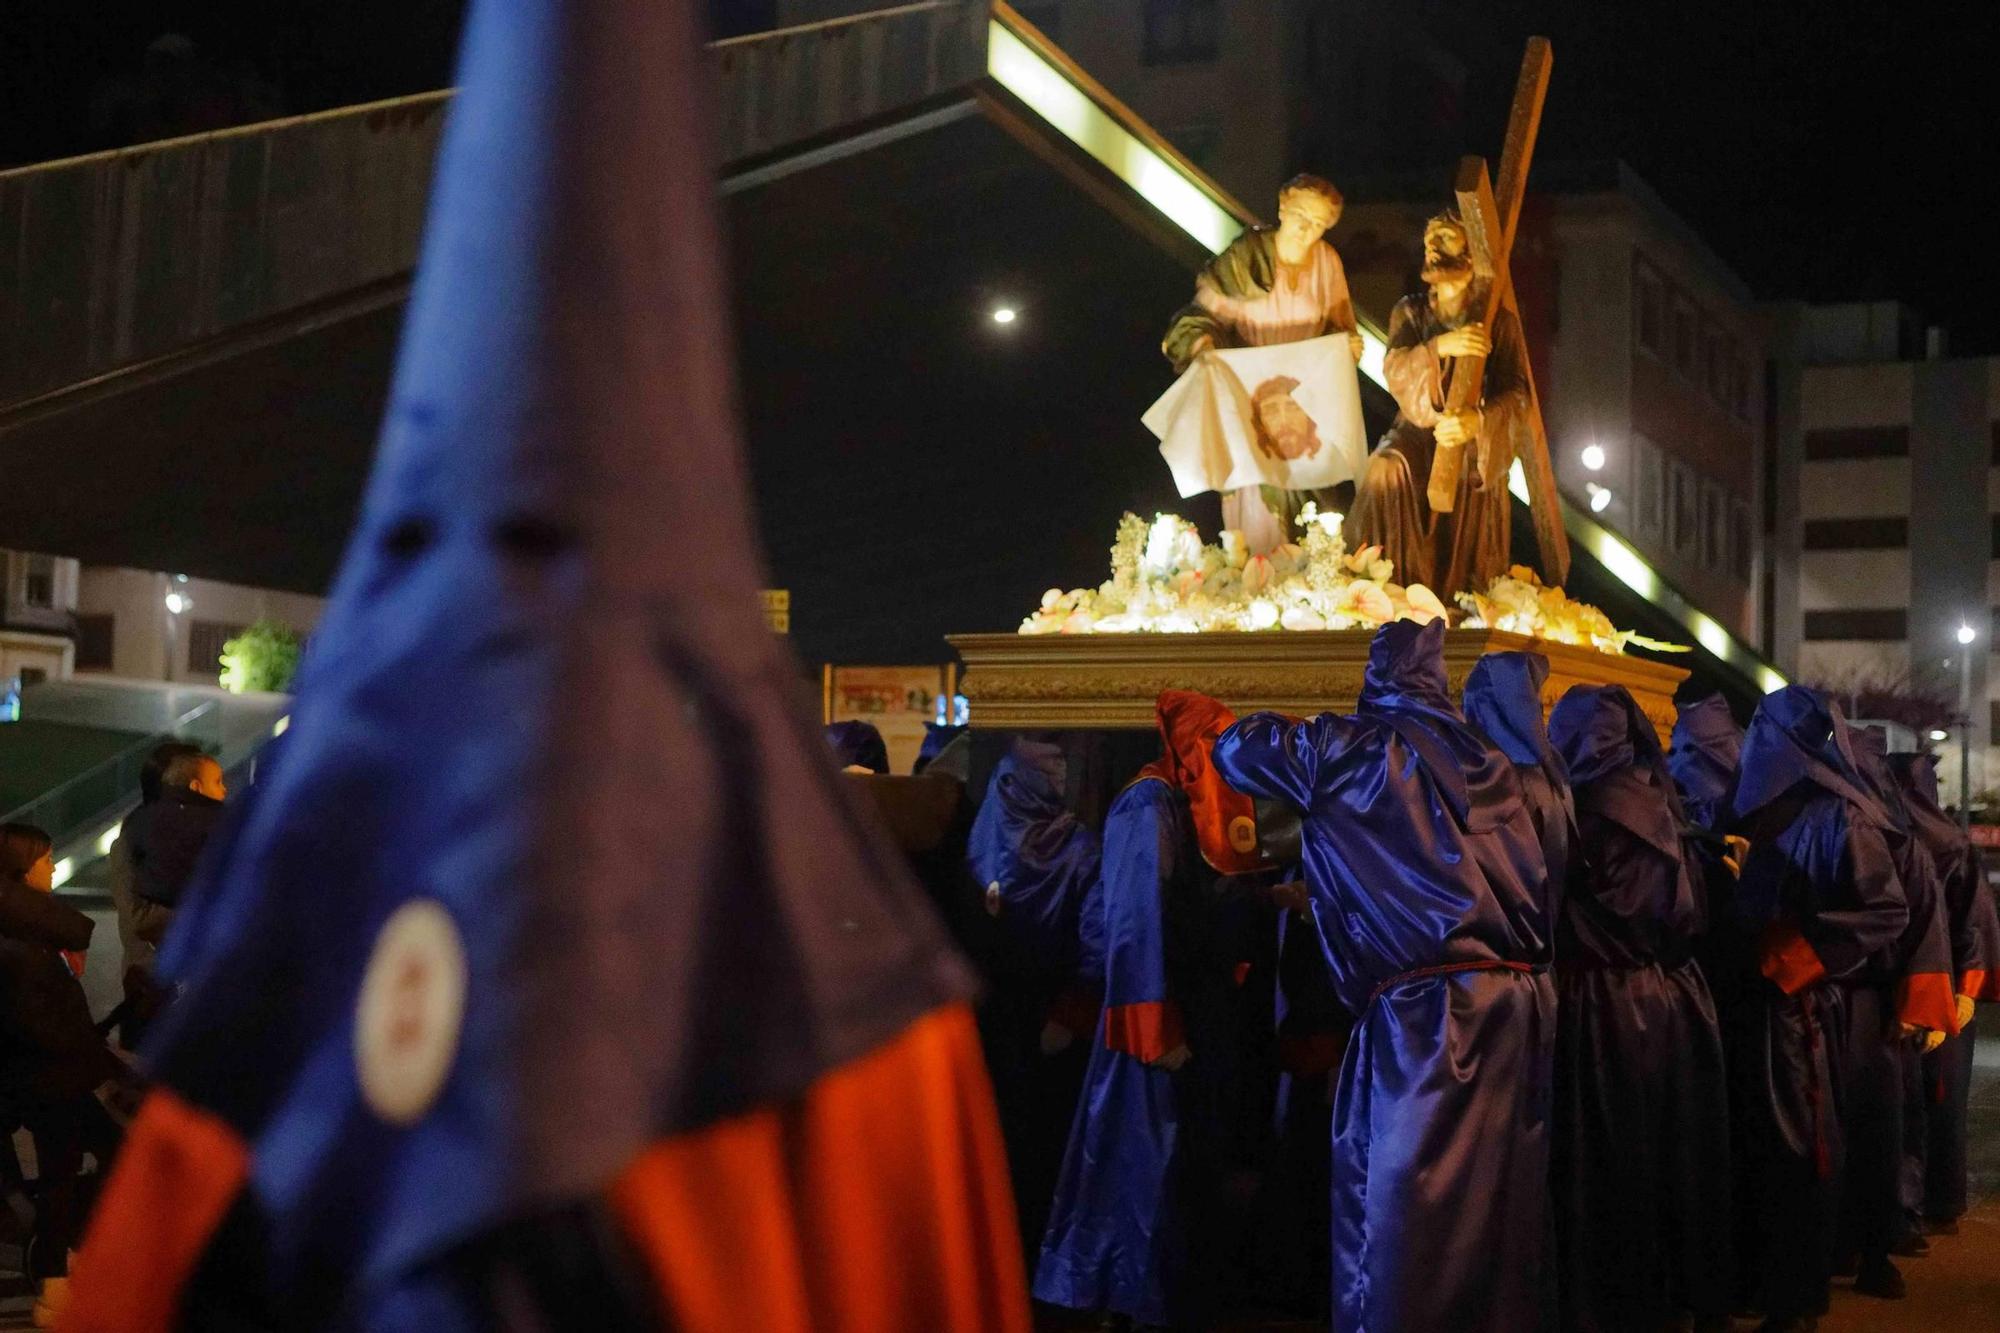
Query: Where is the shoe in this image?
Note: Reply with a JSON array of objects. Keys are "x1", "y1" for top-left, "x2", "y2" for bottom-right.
[
  {"x1": 1924, "y1": 1216, "x2": 1960, "y2": 1236},
  {"x1": 1889, "y1": 1232, "x2": 1931, "y2": 1257},
  {"x1": 1853, "y1": 1257, "x2": 1906, "y2": 1300},
  {"x1": 1755, "y1": 1318, "x2": 1817, "y2": 1332},
  {"x1": 32, "y1": 1275, "x2": 71, "y2": 1330}
]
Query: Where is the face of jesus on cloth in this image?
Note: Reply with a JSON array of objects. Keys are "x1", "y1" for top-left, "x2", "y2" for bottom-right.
[{"x1": 1250, "y1": 375, "x2": 1322, "y2": 461}]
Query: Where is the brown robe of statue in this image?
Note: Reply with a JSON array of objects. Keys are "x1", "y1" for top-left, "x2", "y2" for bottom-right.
[{"x1": 1347, "y1": 288, "x2": 1529, "y2": 596}]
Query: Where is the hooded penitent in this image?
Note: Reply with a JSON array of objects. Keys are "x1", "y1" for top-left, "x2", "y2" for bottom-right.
[
  {"x1": 1836, "y1": 724, "x2": 1958, "y2": 1272},
  {"x1": 1214, "y1": 619, "x2": 1555, "y2": 1333},
  {"x1": 1890, "y1": 750, "x2": 2000, "y2": 1226},
  {"x1": 825, "y1": 720, "x2": 890, "y2": 774},
  {"x1": 66, "y1": 4, "x2": 1027, "y2": 1330},
  {"x1": 1546, "y1": 684, "x2": 1732, "y2": 1328},
  {"x1": 1727, "y1": 685, "x2": 1910, "y2": 1326},
  {"x1": 1035, "y1": 690, "x2": 1274, "y2": 1328},
  {"x1": 1462, "y1": 650, "x2": 1572, "y2": 919},
  {"x1": 1669, "y1": 693, "x2": 1743, "y2": 832}
]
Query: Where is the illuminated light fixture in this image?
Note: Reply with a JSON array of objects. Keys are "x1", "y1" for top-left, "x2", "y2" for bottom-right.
[
  {"x1": 991, "y1": 306, "x2": 1018, "y2": 325},
  {"x1": 51, "y1": 857, "x2": 74, "y2": 889},
  {"x1": 1930, "y1": 728, "x2": 1951, "y2": 742},
  {"x1": 274, "y1": 714, "x2": 292, "y2": 737},
  {"x1": 989, "y1": 9, "x2": 1791, "y2": 694},
  {"x1": 1587, "y1": 483, "x2": 1613, "y2": 513},
  {"x1": 1687, "y1": 612, "x2": 1731, "y2": 659},
  {"x1": 1957, "y1": 622, "x2": 1977, "y2": 646},
  {"x1": 164, "y1": 591, "x2": 189, "y2": 615},
  {"x1": 1580, "y1": 443, "x2": 1605, "y2": 471},
  {"x1": 95, "y1": 825, "x2": 120, "y2": 857}
]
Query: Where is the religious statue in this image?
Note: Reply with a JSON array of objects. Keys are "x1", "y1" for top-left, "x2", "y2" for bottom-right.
[
  {"x1": 1346, "y1": 211, "x2": 1530, "y2": 595},
  {"x1": 1160, "y1": 174, "x2": 1366, "y2": 552}
]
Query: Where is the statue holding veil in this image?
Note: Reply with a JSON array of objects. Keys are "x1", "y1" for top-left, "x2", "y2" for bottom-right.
[{"x1": 1155, "y1": 174, "x2": 1368, "y2": 553}]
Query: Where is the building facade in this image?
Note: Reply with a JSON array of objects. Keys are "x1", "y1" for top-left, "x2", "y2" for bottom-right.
[
  {"x1": 1774, "y1": 301, "x2": 1999, "y2": 804},
  {"x1": 0, "y1": 551, "x2": 324, "y2": 691}
]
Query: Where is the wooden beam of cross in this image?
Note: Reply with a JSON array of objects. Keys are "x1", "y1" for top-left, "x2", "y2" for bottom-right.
[{"x1": 1425, "y1": 37, "x2": 1570, "y2": 587}]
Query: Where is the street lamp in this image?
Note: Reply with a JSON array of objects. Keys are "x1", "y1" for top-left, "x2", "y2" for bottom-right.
[
  {"x1": 1580, "y1": 443, "x2": 1606, "y2": 471},
  {"x1": 163, "y1": 581, "x2": 191, "y2": 684},
  {"x1": 1956, "y1": 621, "x2": 1978, "y2": 831}
]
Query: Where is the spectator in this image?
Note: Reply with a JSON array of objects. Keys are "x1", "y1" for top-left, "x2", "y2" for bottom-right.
[
  {"x1": 131, "y1": 751, "x2": 228, "y2": 943},
  {"x1": 0, "y1": 824, "x2": 125, "y2": 1327},
  {"x1": 0, "y1": 826, "x2": 93, "y2": 975},
  {"x1": 108, "y1": 744, "x2": 201, "y2": 1011}
]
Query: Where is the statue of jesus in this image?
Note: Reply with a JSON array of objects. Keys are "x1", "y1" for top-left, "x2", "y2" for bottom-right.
[
  {"x1": 1162, "y1": 173, "x2": 1365, "y2": 552},
  {"x1": 1346, "y1": 211, "x2": 1529, "y2": 595}
]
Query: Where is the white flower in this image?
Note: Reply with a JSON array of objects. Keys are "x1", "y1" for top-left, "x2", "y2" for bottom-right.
[{"x1": 1246, "y1": 598, "x2": 1280, "y2": 630}]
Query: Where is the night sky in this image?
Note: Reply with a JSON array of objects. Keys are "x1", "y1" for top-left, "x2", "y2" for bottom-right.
[{"x1": 0, "y1": 2, "x2": 1991, "y2": 349}]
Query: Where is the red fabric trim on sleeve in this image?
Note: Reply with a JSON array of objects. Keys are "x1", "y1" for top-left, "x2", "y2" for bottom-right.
[
  {"x1": 1898, "y1": 970, "x2": 1962, "y2": 1035},
  {"x1": 608, "y1": 1004, "x2": 1030, "y2": 1333},
  {"x1": 1759, "y1": 920, "x2": 1828, "y2": 995},
  {"x1": 65, "y1": 1089, "x2": 249, "y2": 1333},
  {"x1": 1961, "y1": 967, "x2": 1999, "y2": 1002},
  {"x1": 1102, "y1": 1000, "x2": 1185, "y2": 1063}
]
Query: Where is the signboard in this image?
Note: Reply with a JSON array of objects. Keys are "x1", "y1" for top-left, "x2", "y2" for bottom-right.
[
  {"x1": 823, "y1": 664, "x2": 954, "y2": 775},
  {"x1": 760, "y1": 589, "x2": 790, "y2": 634}
]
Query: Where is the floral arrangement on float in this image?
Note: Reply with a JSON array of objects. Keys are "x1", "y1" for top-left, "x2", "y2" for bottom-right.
[{"x1": 1020, "y1": 509, "x2": 1680, "y2": 657}]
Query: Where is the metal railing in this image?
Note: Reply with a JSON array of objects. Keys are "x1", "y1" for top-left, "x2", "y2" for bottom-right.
[{"x1": 0, "y1": 699, "x2": 219, "y2": 854}]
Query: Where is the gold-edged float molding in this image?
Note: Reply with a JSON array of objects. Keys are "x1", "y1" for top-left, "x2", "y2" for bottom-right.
[{"x1": 949, "y1": 629, "x2": 1689, "y2": 740}]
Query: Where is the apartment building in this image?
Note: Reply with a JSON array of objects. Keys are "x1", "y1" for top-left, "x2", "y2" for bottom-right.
[{"x1": 1775, "y1": 301, "x2": 1999, "y2": 802}]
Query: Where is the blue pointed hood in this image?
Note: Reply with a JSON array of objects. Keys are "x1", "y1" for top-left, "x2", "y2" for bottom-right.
[
  {"x1": 825, "y1": 720, "x2": 890, "y2": 774},
  {"x1": 144, "y1": 0, "x2": 970, "y2": 1300},
  {"x1": 1358, "y1": 620, "x2": 1520, "y2": 830},
  {"x1": 1463, "y1": 651, "x2": 1562, "y2": 776},
  {"x1": 1733, "y1": 685, "x2": 1891, "y2": 827},
  {"x1": 1668, "y1": 694, "x2": 1742, "y2": 822},
  {"x1": 1549, "y1": 683, "x2": 1684, "y2": 855},
  {"x1": 914, "y1": 723, "x2": 969, "y2": 775}
]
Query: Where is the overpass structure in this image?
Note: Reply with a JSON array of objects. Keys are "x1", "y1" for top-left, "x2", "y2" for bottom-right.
[{"x1": 0, "y1": 2, "x2": 1782, "y2": 705}]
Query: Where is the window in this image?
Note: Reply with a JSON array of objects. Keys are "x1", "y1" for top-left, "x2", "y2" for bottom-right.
[
  {"x1": 1804, "y1": 425, "x2": 1908, "y2": 459},
  {"x1": 74, "y1": 614, "x2": 113, "y2": 670},
  {"x1": 1634, "y1": 435, "x2": 1665, "y2": 538},
  {"x1": 1014, "y1": 3, "x2": 1061, "y2": 40},
  {"x1": 187, "y1": 620, "x2": 246, "y2": 675},
  {"x1": 22, "y1": 554, "x2": 54, "y2": 609},
  {"x1": 1142, "y1": 0, "x2": 1220, "y2": 65},
  {"x1": 1633, "y1": 258, "x2": 1664, "y2": 355},
  {"x1": 1670, "y1": 462, "x2": 1698, "y2": 553},
  {"x1": 1671, "y1": 299, "x2": 1696, "y2": 377},
  {"x1": 1700, "y1": 481, "x2": 1726, "y2": 569},
  {"x1": 1728, "y1": 500, "x2": 1752, "y2": 581},
  {"x1": 1804, "y1": 517, "x2": 1908, "y2": 550},
  {"x1": 1802, "y1": 609, "x2": 1906, "y2": 641}
]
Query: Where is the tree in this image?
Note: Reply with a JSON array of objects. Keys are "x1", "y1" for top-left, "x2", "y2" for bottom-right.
[{"x1": 219, "y1": 619, "x2": 303, "y2": 694}]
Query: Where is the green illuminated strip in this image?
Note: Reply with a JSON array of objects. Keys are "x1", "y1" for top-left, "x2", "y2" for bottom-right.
[
  {"x1": 992, "y1": 8, "x2": 1779, "y2": 692},
  {"x1": 986, "y1": 18, "x2": 1391, "y2": 380},
  {"x1": 1508, "y1": 462, "x2": 1786, "y2": 689}
]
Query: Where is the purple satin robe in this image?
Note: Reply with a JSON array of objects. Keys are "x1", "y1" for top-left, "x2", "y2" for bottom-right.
[
  {"x1": 1034, "y1": 777, "x2": 1188, "y2": 1325},
  {"x1": 1730, "y1": 687, "x2": 1910, "y2": 1323},
  {"x1": 1547, "y1": 685, "x2": 1732, "y2": 1329},
  {"x1": 1891, "y1": 751, "x2": 2000, "y2": 1224},
  {"x1": 1215, "y1": 620, "x2": 1555, "y2": 1332}
]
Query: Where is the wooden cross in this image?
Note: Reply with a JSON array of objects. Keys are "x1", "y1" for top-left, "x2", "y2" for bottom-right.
[{"x1": 1425, "y1": 37, "x2": 1570, "y2": 587}]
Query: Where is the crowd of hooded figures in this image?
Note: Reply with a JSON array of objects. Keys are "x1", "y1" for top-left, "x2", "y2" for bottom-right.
[{"x1": 900, "y1": 619, "x2": 2000, "y2": 1333}]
